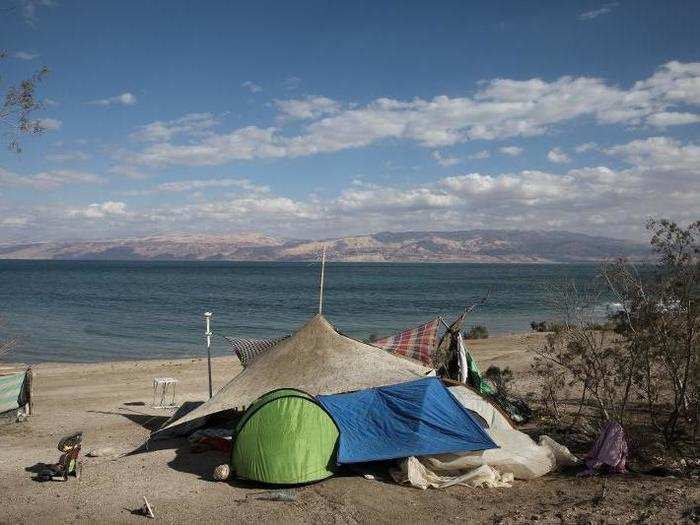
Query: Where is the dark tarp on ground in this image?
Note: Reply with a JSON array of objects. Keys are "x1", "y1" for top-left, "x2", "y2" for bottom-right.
[{"x1": 317, "y1": 377, "x2": 497, "y2": 464}]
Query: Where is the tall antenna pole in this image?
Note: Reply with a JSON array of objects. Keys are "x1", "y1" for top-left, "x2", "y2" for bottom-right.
[
  {"x1": 204, "y1": 311, "x2": 213, "y2": 399},
  {"x1": 318, "y1": 244, "x2": 326, "y2": 314}
]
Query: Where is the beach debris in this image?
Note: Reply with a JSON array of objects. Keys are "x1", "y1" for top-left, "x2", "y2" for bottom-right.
[
  {"x1": 32, "y1": 431, "x2": 84, "y2": 482},
  {"x1": 133, "y1": 496, "x2": 155, "y2": 519},
  {"x1": 212, "y1": 464, "x2": 230, "y2": 481},
  {"x1": 188, "y1": 427, "x2": 235, "y2": 442},
  {"x1": 578, "y1": 420, "x2": 628, "y2": 476},
  {"x1": 86, "y1": 446, "x2": 116, "y2": 457},
  {"x1": 190, "y1": 436, "x2": 232, "y2": 454},
  {"x1": 682, "y1": 505, "x2": 700, "y2": 522},
  {"x1": 15, "y1": 406, "x2": 28, "y2": 423},
  {"x1": 391, "y1": 457, "x2": 514, "y2": 490},
  {"x1": 189, "y1": 427, "x2": 234, "y2": 452},
  {"x1": 250, "y1": 489, "x2": 297, "y2": 502}
]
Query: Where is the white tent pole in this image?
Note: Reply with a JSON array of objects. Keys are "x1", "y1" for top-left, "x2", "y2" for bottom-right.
[
  {"x1": 204, "y1": 311, "x2": 213, "y2": 399},
  {"x1": 318, "y1": 245, "x2": 326, "y2": 314}
]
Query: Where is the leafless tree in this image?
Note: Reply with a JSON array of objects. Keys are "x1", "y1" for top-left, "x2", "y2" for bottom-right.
[{"x1": 1, "y1": 50, "x2": 49, "y2": 153}]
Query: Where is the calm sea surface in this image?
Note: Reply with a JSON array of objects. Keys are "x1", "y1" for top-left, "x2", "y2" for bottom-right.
[{"x1": 0, "y1": 260, "x2": 612, "y2": 363}]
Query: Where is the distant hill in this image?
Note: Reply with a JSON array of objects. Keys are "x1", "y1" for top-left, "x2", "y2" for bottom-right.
[{"x1": 0, "y1": 230, "x2": 650, "y2": 263}]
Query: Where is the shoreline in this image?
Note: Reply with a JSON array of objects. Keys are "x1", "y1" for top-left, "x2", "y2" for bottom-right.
[
  {"x1": 0, "y1": 257, "x2": 639, "y2": 264},
  {"x1": 5, "y1": 330, "x2": 543, "y2": 367}
]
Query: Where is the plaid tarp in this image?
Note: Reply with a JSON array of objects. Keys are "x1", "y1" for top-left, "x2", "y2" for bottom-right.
[
  {"x1": 223, "y1": 335, "x2": 289, "y2": 367},
  {"x1": 372, "y1": 318, "x2": 440, "y2": 366}
]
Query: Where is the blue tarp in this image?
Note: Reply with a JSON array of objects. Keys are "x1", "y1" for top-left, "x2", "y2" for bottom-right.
[{"x1": 317, "y1": 377, "x2": 497, "y2": 464}]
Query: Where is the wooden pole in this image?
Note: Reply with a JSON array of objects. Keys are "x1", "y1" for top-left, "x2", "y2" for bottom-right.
[
  {"x1": 204, "y1": 312, "x2": 213, "y2": 399},
  {"x1": 318, "y1": 245, "x2": 326, "y2": 314}
]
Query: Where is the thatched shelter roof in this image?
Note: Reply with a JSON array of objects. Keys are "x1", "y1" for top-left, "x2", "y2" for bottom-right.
[{"x1": 155, "y1": 314, "x2": 429, "y2": 438}]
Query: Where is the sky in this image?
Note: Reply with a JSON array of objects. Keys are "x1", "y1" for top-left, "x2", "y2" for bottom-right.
[{"x1": 1, "y1": 0, "x2": 699, "y2": 243}]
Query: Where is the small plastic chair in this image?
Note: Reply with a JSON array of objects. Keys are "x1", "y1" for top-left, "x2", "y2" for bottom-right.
[{"x1": 152, "y1": 377, "x2": 178, "y2": 408}]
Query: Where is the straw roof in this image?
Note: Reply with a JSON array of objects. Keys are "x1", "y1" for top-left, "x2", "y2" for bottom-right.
[{"x1": 155, "y1": 314, "x2": 430, "y2": 438}]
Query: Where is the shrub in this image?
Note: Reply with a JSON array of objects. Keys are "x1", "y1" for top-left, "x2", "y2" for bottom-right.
[
  {"x1": 530, "y1": 320, "x2": 566, "y2": 333},
  {"x1": 533, "y1": 219, "x2": 700, "y2": 448},
  {"x1": 465, "y1": 324, "x2": 489, "y2": 339},
  {"x1": 484, "y1": 365, "x2": 514, "y2": 395}
]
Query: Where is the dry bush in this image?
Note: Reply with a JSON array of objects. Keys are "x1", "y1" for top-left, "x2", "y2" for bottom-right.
[
  {"x1": 533, "y1": 219, "x2": 699, "y2": 450},
  {"x1": 601, "y1": 219, "x2": 699, "y2": 445},
  {"x1": 531, "y1": 280, "x2": 628, "y2": 439}
]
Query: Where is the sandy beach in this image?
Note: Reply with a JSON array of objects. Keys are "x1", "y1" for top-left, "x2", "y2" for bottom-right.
[{"x1": 1, "y1": 333, "x2": 697, "y2": 524}]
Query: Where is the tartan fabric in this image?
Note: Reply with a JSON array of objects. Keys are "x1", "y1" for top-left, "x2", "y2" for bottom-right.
[
  {"x1": 372, "y1": 318, "x2": 440, "y2": 366},
  {"x1": 223, "y1": 335, "x2": 289, "y2": 367}
]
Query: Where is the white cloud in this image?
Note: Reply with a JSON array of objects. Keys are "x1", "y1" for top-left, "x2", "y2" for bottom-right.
[
  {"x1": 468, "y1": 150, "x2": 490, "y2": 160},
  {"x1": 19, "y1": 0, "x2": 54, "y2": 26},
  {"x1": 441, "y1": 171, "x2": 571, "y2": 203},
  {"x1": 88, "y1": 92, "x2": 137, "y2": 107},
  {"x1": 547, "y1": 147, "x2": 571, "y2": 164},
  {"x1": 71, "y1": 201, "x2": 128, "y2": 219},
  {"x1": 130, "y1": 113, "x2": 218, "y2": 142},
  {"x1": 606, "y1": 136, "x2": 700, "y2": 172},
  {"x1": 37, "y1": 118, "x2": 61, "y2": 131},
  {"x1": 242, "y1": 81, "x2": 262, "y2": 93},
  {"x1": 579, "y1": 2, "x2": 620, "y2": 20},
  {"x1": 499, "y1": 146, "x2": 523, "y2": 156},
  {"x1": 0, "y1": 168, "x2": 104, "y2": 190},
  {"x1": 431, "y1": 150, "x2": 460, "y2": 167},
  {"x1": 13, "y1": 51, "x2": 38, "y2": 60},
  {"x1": 119, "y1": 178, "x2": 270, "y2": 197},
  {"x1": 275, "y1": 96, "x2": 341, "y2": 120},
  {"x1": 186, "y1": 196, "x2": 317, "y2": 222},
  {"x1": 282, "y1": 76, "x2": 301, "y2": 91},
  {"x1": 575, "y1": 142, "x2": 598, "y2": 153},
  {"x1": 632, "y1": 61, "x2": 700, "y2": 107},
  {"x1": 46, "y1": 151, "x2": 91, "y2": 162},
  {"x1": 5, "y1": 134, "x2": 698, "y2": 241},
  {"x1": 154, "y1": 178, "x2": 269, "y2": 194},
  {"x1": 108, "y1": 165, "x2": 153, "y2": 179},
  {"x1": 126, "y1": 61, "x2": 700, "y2": 167},
  {"x1": 336, "y1": 185, "x2": 461, "y2": 212},
  {"x1": 0, "y1": 217, "x2": 29, "y2": 227},
  {"x1": 646, "y1": 112, "x2": 700, "y2": 127}
]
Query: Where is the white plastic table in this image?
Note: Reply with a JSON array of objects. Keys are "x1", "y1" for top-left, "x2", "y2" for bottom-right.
[{"x1": 152, "y1": 377, "x2": 178, "y2": 408}]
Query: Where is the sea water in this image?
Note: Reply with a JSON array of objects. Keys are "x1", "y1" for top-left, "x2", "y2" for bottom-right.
[{"x1": 0, "y1": 260, "x2": 612, "y2": 363}]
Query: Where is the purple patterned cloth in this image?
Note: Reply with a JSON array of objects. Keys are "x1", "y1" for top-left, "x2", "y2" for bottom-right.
[{"x1": 579, "y1": 420, "x2": 628, "y2": 476}]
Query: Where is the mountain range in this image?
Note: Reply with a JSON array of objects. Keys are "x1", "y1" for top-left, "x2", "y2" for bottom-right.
[{"x1": 0, "y1": 230, "x2": 650, "y2": 263}]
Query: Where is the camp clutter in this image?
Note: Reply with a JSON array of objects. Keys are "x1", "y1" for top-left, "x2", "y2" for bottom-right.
[{"x1": 153, "y1": 311, "x2": 578, "y2": 488}]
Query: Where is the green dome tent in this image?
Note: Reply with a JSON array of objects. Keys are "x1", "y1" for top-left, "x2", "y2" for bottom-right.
[{"x1": 230, "y1": 388, "x2": 339, "y2": 485}]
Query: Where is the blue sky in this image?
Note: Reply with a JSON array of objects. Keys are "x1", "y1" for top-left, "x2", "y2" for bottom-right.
[{"x1": 1, "y1": 0, "x2": 699, "y2": 242}]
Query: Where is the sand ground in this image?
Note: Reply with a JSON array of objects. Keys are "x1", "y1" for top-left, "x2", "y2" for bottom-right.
[{"x1": 1, "y1": 333, "x2": 697, "y2": 524}]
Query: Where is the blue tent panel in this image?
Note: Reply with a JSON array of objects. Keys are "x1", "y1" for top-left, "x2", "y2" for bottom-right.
[{"x1": 317, "y1": 377, "x2": 497, "y2": 464}]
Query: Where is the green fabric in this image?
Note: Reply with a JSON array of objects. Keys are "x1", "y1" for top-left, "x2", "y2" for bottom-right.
[
  {"x1": 466, "y1": 352, "x2": 495, "y2": 396},
  {"x1": 234, "y1": 388, "x2": 311, "y2": 432},
  {"x1": 0, "y1": 372, "x2": 26, "y2": 414},
  {"x1": 231, "y1": 389, "x2": 339, "y2": 484}
]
